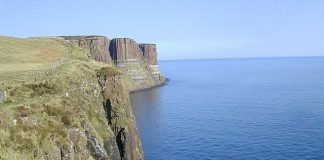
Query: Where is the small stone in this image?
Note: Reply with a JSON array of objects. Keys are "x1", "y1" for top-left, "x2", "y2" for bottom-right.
[{"x1": 0, "y1": 90, "x2": 6, "y2": 103}]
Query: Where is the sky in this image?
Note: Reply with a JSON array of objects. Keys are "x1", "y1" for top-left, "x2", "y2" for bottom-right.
[{"x1": 1, "y1": 0, "x2": 324, "y2": 60}]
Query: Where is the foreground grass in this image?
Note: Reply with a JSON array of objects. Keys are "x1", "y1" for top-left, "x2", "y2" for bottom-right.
[
  {"x1": 0, "y1": 36, "x2": 68, "y2": 82},
  {"x1": 0, "y1": 36, "x2": 116, "y2": 159},
  {"x1": 0, "y1": 36, "x2": 66, "y2": 64}
]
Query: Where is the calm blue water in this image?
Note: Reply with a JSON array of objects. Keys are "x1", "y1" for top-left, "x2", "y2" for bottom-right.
[{"x1": 130, "y1": 57, "x2": 324, "y2": 160}]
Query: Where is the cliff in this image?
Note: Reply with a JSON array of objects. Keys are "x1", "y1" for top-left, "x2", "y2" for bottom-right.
[
  {"x1": 61, "y1": 36, "x2": 112, "y2": 63},
  {"x1": 0, "y1": 35, "x2": 165, "y2": 160},
  {"x1": 61, "y1": 36, "x2": 165, "y2": 91},
  {"x1": 138, "y1": 44, "x2": 157, "y2": 65},
  {"x1": 108, "y1": 38, "x2": 164, "y2": 91},
  {"x1": 138, "y1": 44, "x2": 162, "y2": 82},
  {"x1": 109, "y1": 38, "x2": 143, "y2": 65}
]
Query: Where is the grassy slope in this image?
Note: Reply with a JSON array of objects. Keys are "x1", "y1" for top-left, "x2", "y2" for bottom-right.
[
  {"x1": 0, "y1": 36, "x2": 117, "y2": 159},
  {"x1": 0, "y1": 36, "x2": 68, "y2": 81}
]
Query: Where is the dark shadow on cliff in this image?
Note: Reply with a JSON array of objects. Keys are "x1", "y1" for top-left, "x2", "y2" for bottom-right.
[
  {"x1": 108, "y1": 41, "x2": 118, "y2": 65},
  {"x1": 103, "y1": 99, "x2": 112, "y2": 125},
  {"x1": 116, "y1": 128, "x2": 127, "y2": 159}
]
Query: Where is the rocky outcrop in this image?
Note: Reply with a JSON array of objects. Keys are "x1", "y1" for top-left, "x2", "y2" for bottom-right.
[
  {"x1": 85, "y1": 130, "x2": 120, "y2": 160},
  {"x1": 97, "y1": 67, "x2": 143, "y2": 160},
  {"x1": 138, "y1": 44, "x2": 163, "y2": 82},
  {"x1": 108, "y1": 38, "x2": 165, "y2": 90},
  {"x1": 109, "y1": 38, "x2": 144, "y2": 65},
  {"x1": 85, "y1": 132, "x2": 107, "y2": 160},
  {"x1": 138, "y1": 44, "x2": 157, "y2": 65},
  {"x1": 61, "y1": 36, "x2": 112, "y2": 63}
]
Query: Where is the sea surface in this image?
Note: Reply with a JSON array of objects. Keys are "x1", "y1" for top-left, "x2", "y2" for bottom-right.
[{"x1": 130, "y1": 57, "x2": 324, "y2": 160}]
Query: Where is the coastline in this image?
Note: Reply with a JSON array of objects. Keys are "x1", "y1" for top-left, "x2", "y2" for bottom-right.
[
  {"x1": 129, "y1": 81, "x2": 167, "y2": 94},
  {"x1": 0, "y1": 35, "x2": 165, "y2": 160}
]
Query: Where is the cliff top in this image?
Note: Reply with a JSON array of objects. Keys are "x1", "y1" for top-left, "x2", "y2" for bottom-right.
[
  {"x1": 59, "y1": 35, "x2": 106, "y2": 40},
  {"x1": 138, "y1": 43, "x2": 157, "y2": 46},
  {"x1": 0, "y1": 36, "x2": 68, "y2": 82}
]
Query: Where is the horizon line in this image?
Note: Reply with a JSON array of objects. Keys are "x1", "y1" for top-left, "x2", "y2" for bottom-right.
[{"x1": 159, "y1": 55, "x2": 324, "y2": 62}]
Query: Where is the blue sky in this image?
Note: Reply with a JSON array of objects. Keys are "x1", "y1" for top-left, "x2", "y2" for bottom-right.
[{"x1": 1, "y1": 0, "x2": 324, "y2": 60}]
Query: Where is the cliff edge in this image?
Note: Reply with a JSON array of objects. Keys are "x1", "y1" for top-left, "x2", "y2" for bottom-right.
[
  {"x1": 0, "y1": 35, "x2": 165, "y2": 160},
  {"x1": 63, "y1": 36, "x2": 165, "y2": 91}
]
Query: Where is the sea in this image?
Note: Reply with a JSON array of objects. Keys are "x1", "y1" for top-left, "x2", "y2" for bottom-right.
[{"x1": 130, "y1": 57, "x2": 324, "y2": 160}]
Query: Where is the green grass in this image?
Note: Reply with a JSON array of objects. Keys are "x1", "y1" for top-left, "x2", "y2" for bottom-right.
[
  {"x1": 0, "y1": 36, "x2": 67, "y2": 63},
  {"x1": 0, "y1": 36, "x2": 116, "y2": 159},
  {"x1": 0, "y1": 60, "x2": 116, "y2": 158},
  {"x1": 0, "y1": 35, "x2": 151, "y2": 159},
  {"x1": 0, "y1": 36, "x2": 67, "y2": 75},
  {"x1": 96, "y1": 66, "x2": 122, "y2": 77},
  {"x1": 0, "y1": 36, "x2": 92, "y2": 83}
]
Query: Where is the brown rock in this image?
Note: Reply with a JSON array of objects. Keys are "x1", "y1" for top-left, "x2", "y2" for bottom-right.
[
  {"x1": 138, "y1": 44, "x2": 157, "y2": 65},
  {"x1": 61, "y1": 36, "x2": 112, "y2": 63},
  {"x1": 109, "y1": 38, "x2": 144, "y2": 64}
]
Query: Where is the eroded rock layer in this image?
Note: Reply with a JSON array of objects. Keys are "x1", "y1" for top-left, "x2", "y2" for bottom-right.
[
  {"x1": 108, "y1": 38, "x2": 165, "y2": 90},
  {"x1": 138, "y1": 44, "x2": 163, "y2": 81}
]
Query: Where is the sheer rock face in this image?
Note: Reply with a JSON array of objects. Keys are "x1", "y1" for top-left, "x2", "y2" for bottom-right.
[
  {"x1": 109, "y1": 38, "x2": 144, "y2": 64},
  {"x1": 98, "y1": 74, "x2": 144, "y2": 160},
  {"x1": 108, "y1": 38, "x2": 165, "y2": 89},
  {"x1": 138, "y1": 44, "x2": 157, "y2": 65},
  {"x1": 61, "y1": 36, "x2": 112, "y2": 63},
  {"x1": 138, "y1": 44, "x2": 163, "y2": 82}
]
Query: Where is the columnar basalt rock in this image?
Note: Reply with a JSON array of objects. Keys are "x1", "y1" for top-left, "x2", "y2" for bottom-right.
[
  {"x1": 138, "y1": 44, "x2": 157, "y2": 65},
  {"x1": 138, "y1": 44, "x2": 163, "y2": 82},
  {"x1": 109, "y1": 38, "x2": 144, "y2": 65},
  {"x1": 61, "y1": 36, "x2": 112, "y2": 63}
]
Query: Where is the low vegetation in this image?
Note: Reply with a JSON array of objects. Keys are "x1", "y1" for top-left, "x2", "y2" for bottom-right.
[{"x1": 0, "y1": 36, "x2": 116, "y2": 159}]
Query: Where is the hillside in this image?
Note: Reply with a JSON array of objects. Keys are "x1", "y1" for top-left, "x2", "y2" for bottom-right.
[{"x1": 0, "y1": 35, "x2": 165, "y2": 160}]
